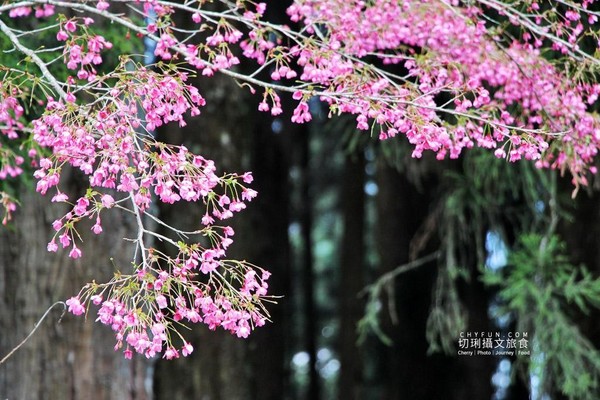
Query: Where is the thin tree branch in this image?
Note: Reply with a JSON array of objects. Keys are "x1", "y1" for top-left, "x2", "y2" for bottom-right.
[
  {"x1": 0, "y1": 18, "x2": 68, "y2": 99},
  {"x1": 0, "y1": 301, "x2": 66, "y2": 366},
  {"x1": 359, "y1": 251, "x2": 441, "y2": 298},
  {"x1": 0, "y1": 0, "x2": 569, "y2": 138}
]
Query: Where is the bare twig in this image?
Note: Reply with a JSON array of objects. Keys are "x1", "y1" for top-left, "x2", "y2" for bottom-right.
[
  {"x1": 0, "y1": 18, "x2": 68, "y2": 99},
  {"x1": 0, "y1": 301, "x2": 66, "y2": 366},
  {"x1": 359, "y1": 251, "x2": 440, "y2": 298}
]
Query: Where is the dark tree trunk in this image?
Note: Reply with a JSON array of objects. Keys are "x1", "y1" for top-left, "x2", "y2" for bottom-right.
[
  {"x1": 152, "y1": 62, "x2": 290, "y2": 398},
  {"x1": 374, "y1": 160, "x2": 437, "y2": 400},
  {"x1": 373, "y1": 157, "x2": 495, "y2": 400},
  {"x1": 296, "y1": 125, "x2": 320, "y2": 400},
  {"x1": 559, "y1": 184, "x2": 600, "y2": 344},
  {"x1": 0, "y1": 178, "x2": 150, "y2": 399},
  {"x1": 556, "y1": 182, "x2": 600, "y2": 400},
  {"x1": 338, "y1": 151, "x2": 366, "y2": 400},
  {"x1": 245, "y1": 127, "x2": 291, "y2": 400},
  {"x1": 153, "y1": 330, "x2": 251, "y2": 400}
]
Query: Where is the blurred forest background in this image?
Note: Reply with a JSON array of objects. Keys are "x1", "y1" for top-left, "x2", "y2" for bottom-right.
[{"x1": 2, "y1": 1, "x2": 600, "y2": 399}]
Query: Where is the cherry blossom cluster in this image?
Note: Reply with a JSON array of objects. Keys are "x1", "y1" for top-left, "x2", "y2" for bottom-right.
[
  {"x1": 58, "y1": 161, "x2": 267, "y2": 359},
  {"x1": 7, "y1": 4, "x2": 55, "y2": 19},
  {"x1": 0, "y1": 1, "x2": 274, "y2": 358},
  {"x1": 33, "y1": 65, "x2": 207, "y2": 202},
  {"x1": 0, "y1": 75, "x2": 31, "y2": 225},
  {"x1": 0, "y1": 79, "x2": 26, "y2": 181},
  {"x1": 56, "y1": 16, "x2": 113, "y2": 82},
  {"x1": 0, "y1": 191, "x2": 17, "y2": 225},
  {"x1": 285, "y1": 0, "x2": 600, "y2": 187},
  {"x1": 0, "y1": 80, "x2": 25, "y2": 141},
  {"x1": 66, "y1": 247, "x2": 271, "y2": 359}
]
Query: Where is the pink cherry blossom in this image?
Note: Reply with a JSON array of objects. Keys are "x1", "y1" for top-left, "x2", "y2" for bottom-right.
[{"x1": 66, "y1": 297, "x2": 85, "y2": 316}]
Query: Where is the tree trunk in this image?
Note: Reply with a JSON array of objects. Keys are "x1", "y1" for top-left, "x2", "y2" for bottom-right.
[
  {"x1": 296, "y1": 123, "x2": 321, "y2": 400},
  {"x1": 373, "y1": 156, "x2": 495, "y2": 400},
  {"x1": 245, "y1": 116, "x2": 291, "y2": 400},
  {"x1": 152, "y1": 64, "x2": 290, "y2": 399},
  {"x1": 0, "y1": 177, "x2": 150, "y2": 399},
  {"x1": 559, "y1": 184, "x2": 600, "y2": 345},
  {"x1": 556, "y1": 182, "x2": 600, "y2": 400},
  {"x1": 338, "y1": 151, "x2": 366, "y2": 400},
  {"x1": 374, "y1": 160, "x2": 437, "y2": 400}
]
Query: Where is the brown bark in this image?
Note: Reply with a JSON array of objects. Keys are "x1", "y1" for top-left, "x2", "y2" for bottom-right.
[{"x1": 0, "y1": 177, "x2": 150, "y2": 399}]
